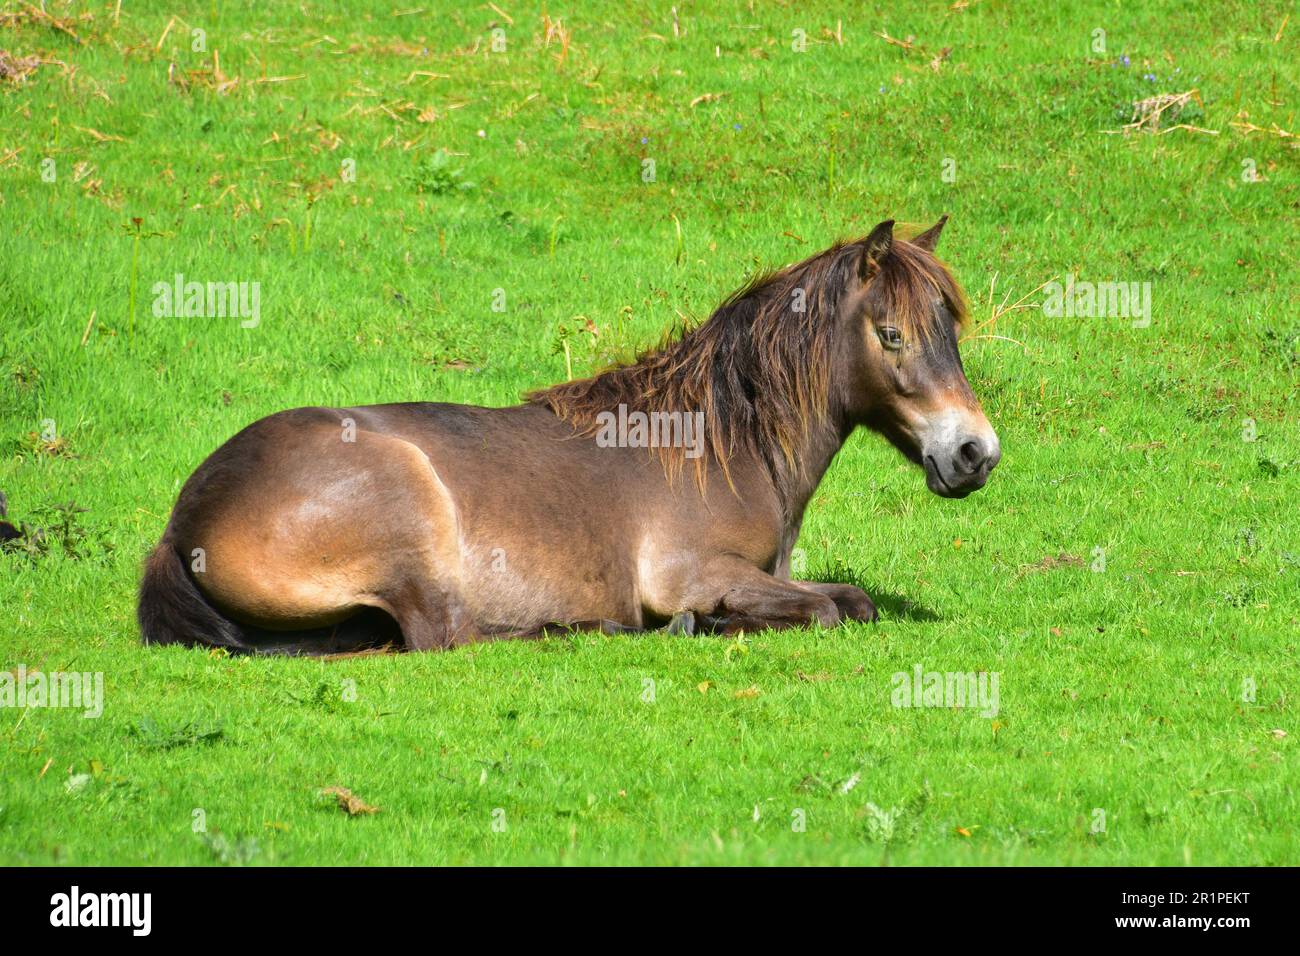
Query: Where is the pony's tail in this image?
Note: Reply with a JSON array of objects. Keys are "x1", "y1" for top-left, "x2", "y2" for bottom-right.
[{"x1": 138, "y1": 538, "x2": 253, "y2": 652}]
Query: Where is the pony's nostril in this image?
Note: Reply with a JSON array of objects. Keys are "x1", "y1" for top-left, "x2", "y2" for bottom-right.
[{"x1": 957, "y1": 440, "x2": 984, "y2": 473}]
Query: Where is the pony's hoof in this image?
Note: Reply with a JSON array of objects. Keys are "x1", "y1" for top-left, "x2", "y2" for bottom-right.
[
  {"x1": 831, "y1": 588, "x2": 878, "y2": 623},
  {"x1": 849, "y1": 596, "x2": 879, "y2": 623}
]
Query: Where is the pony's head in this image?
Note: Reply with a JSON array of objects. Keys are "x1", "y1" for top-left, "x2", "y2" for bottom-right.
[
  {"x1": 530, "y1": 215, "x2": 999, "y2": 500},
  {"x1": 838, "y1": 217, "x2": 1000, "y2": 498}
]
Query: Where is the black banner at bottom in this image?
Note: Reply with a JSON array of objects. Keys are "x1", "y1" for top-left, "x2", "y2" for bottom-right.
[{"x1": 0, "y1": 866, "x2": 1284, "y2": 942}]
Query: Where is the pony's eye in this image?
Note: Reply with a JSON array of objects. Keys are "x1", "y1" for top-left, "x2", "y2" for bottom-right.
[{"x1": 878, "y1": 327, "x2": 903, "y2": 351}]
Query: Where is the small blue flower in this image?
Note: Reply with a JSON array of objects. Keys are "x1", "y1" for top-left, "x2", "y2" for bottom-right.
[
  {"x1": 733, "y1": 123, "x2": 741, "y2": 130},
  {"x1": 1144, "y1": 73, "x2": 1156, "y2": 82},
  {"x1": 1120, "y1": 54, "x2": 1130, "y2": 67},
  {"x1": 640, "y1": 137, "x2": 648, "y2": 144}
]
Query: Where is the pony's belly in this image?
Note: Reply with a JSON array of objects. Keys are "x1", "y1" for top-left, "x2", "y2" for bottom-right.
[{"x1": 457, "y1": 539, "x2": 637, "y2": 634}]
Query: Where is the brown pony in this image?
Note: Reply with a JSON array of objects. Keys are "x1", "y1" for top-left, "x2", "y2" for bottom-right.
[{"x1": 138, "y1": 217, "x2": 1000, "y2": 654}]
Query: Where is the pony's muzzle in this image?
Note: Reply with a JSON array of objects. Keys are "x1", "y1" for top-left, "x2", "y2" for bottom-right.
[{"x1": 920, "y1": 412, "x2": 1000, "y2": 498}]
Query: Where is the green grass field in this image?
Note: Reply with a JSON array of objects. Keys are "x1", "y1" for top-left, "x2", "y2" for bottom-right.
[{"x1": 0, "y1": 0, "x2": 1296, "y2": 865}]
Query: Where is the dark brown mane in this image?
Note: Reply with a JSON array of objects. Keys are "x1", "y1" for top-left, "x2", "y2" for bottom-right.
[{"x1": 528, "y1": 231, "x2": 968, "y2": 490}]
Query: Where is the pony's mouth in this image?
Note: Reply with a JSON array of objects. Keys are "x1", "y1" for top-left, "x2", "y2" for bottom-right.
[{"x1": 924, "y1": 454, "x2": 979, "y2": 499}]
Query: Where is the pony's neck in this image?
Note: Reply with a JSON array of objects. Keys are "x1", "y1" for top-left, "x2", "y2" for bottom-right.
[
  {"x1": 527, "y1": 239, "x2": 863, "y2": 513},
  {"x1": 763, "y1": 384, "x2": 854, "y2": 531},
  {"x1": 709, "y1": 254, "x2": 858, "y2": 523}
]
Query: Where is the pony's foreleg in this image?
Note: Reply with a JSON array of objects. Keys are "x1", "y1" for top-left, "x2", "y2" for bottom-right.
[
  {"x1": 790, "y1": 581, "x2": 878, "y2": 623},
  {"x1": 697, "y1": 559, "x2": 842, "y2": 631}
]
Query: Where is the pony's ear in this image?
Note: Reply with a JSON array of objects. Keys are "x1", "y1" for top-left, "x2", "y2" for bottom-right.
[
  {"x1": 910, "y1": 214, "x2": 949, "y2": 252},
  {"x1": 859, "y1": 219, "x2": 895, "y2": 279}
]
